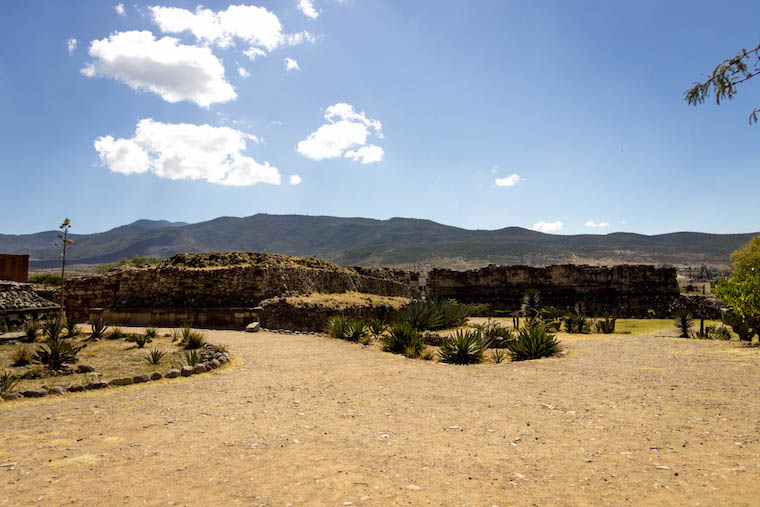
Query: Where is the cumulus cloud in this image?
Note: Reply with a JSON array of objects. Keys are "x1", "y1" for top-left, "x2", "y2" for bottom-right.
[
  {"x1": 67, "y1": 38, "x2": 77, "y2": 54},
  {"x1": 298, "y1": 0, "x2": 319, "y2": 19},
  {"x1": 532, "y1": 221, "x2": 563, "y2": 234},
  {"x1": 81, "y1": 31, "x2": 236, "y2": 107},
  {"x1": 94, "y1": 119, "x2": 280, "y2": 186},
  {"x1": 284, "y1": 57, "x2": 300, "y2": 71},
  {"x1": 243, "y1": 47, "x2": 266, "y2": 61},
  {"x1": 289, "y1": 174, "x2": 302, "y2": 185},
  {"x1": 237, "y1": 67, "x2": 249, "y2": 78},
  {"x1": 150, "y1": 4, "x2": 315, "y2": 55},
  {"x1": 115, "y1": 3, "x2": 125, "y2": 16},
  {"x1": 584, "y1": 220, "x2": 609, "y2": 228},
  {"x1": 297, "y1": 104, "x2": 383, "y2": 164},
  {"x1": 494, "y1": 174, "x2": 521, "y2": 187}
]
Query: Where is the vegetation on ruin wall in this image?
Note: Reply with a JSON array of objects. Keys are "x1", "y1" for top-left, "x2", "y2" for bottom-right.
[
  {"x1": 97, "y1": 255, "x2": 159, "y2": 273},
  {"x1": 276, "y1": 292, "x2": 410, "y2": 310}
]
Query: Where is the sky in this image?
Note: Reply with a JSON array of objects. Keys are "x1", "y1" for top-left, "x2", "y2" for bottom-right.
[{"x1": 1, "y1": 0, "x2": 758, "y2": 236}]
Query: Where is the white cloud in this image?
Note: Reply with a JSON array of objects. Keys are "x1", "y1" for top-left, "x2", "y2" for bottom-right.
[
  {"x1": 345, "y1": 145, "x2": 384, "y2": 164},
  {"x1": 238, "y1": 67, "x2": 250, "y2": 78},
  {"x1": 115, "y1": 3, "x2": 125, "y2": 16},
  {"x1": 94, "y1": 119, "x2": 280, "y2": 186},
  {"x1": 271, "y1": 120, "x2": 283, "y2": 126},
  {"x1": 584, "y1": 220, "x2": 609, "y2": 228},
  {"x1": 150, "y1": 4, "x2": 315, "y2": 55},
  {"x1": 67, "y1": 38, "x2": 77, "y2": 54},
  {"x1": 289, "y1": 174, "x2": 302, "y2": 185},
  {"x1": 494, "y1": 174, "x2": 521, "y2": 187},
  {"x1": 243, "y1": 47, "x2": 266, "y2": 61},
  {"x1": 298, "y1": 0, "x2": 319, "y2": 19},
  {"x1": 298, "y1": 104, "x2": 384, "y2": 164},
  {"x1": 81, "y1": 31, "x2": 236, "y2": 107},
  {"x1": 532, "y1": 221, "x2": 563, "y2": 234},
  {"x1": 284, "y1": 57, "x2": 300, "y2": 71},
  {"x1": 284, "y1": 31, "x2": 319, "y2": 46}
]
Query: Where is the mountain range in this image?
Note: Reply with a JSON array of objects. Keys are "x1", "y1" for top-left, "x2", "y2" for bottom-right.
[{"x1": 1, "y1": 214, "x2": 755, "y2": 270}]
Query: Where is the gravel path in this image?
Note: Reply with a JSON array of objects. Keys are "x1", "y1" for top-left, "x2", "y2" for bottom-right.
[{"x1": 1, "y1": 328, "x2": 759, "y2": 505}]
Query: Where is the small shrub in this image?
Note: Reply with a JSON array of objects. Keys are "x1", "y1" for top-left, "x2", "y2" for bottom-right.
[
  {"x1": 28, "y1": 273, "x2": 62, "y2": 286},
  {"x1": 358, "y1": 335, "x2": 371, "y2": 346},
  {"x1": 183, "y1": 330, "x2": 206, "y2": 350},
  {"x1": 674, "y1": 311, "x2": 693, "y2": 338},
  {"x1": 0, "y1": 371, "x2": 20, "y2": 394},
  {"x1": 42, "y1": 320, "x2": 60, "y2": 340},
  {"x1": 490, "y1": 349, "x2": 507, "y2": 364},
  {"x1": 326, "y1": 317, "x2": 349, "y2": 339},
  {"x1": 34, "y1": 338, "x2": 86, "y2": 370},
  {"x1": 402, "y1": 298, "x2": 469, "y2": 331},
  {"x1": 345, "y1": 321, "x2": 368, "y2": 342},
  {"x1": 506, "y1": 326, "x2": 561, "y2": 361},
  {"x1": 438, "y1": 330, "x2": 487, "y2": 364},
  {"x1": 595, "y1": 316, "x2": 616, "y2": 334},
  {"x1": 404, "y1": 345, "x2": 420, "y2": 358},
  {"x1": 722, "y1": 311, "x2": 754, "y2": 341},
  {"x1": 144, "y1": 326, "x2": 159, "y2": 339},
  {"x1": 520, "y1": 289, "x2": 542, "y2": 324},
  {"x1": 368, "y1": 318, "x2": 387, "y2": 338},
  {"x1": 711, "y1": 325, "x2": 733, "y2": 341},
  {"x1": 182, "y1": 349, "x2": 201, "y2": 366},
  {"x1": 64, "y1": 316, "x2": 80, "y2": 337},
  {"x1": 382, "y1": 322, "x2": 425, "y2": 357},
  {"x1": 145, "y1": 348, "x2": 167, "y2": 365},
  {"x1": 563, "y1": 317, "x2": 575, "y2": 333},
  {"x1": 421, "y1": 349, "x2": 435, "y2": 361},
  {"x1": 21, "y1": 321, "x2": 40, "y2": 343},
  {"x1": 12, "y1": 345, "x2": 33, "y2": 366},
  {"x1": 108, "y1": 326, "x2": 125, "y2": 340},
  {"x1": 127, "y1": 333, "x2": 152, "y2": 348},
  {"x1": 169, "y1": 328, "x2": 183, "y2": 342},
  {"x1": 90, "y1": 316, "x2": 109, "y2": 339}
]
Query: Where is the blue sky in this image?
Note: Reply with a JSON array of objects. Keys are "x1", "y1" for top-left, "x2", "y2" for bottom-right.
[{"x1": 1, "y1": 0, "x2": 758, "y2": 235}]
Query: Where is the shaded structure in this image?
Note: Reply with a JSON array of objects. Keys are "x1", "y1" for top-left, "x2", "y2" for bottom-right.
[{"x1": 0, "y1": 254, "x2": 29, "y2": 283}]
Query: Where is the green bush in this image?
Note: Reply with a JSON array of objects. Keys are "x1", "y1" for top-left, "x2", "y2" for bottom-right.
[
  {"x1": 506, "y1": 326, "x2": 561, "y2": 361},
  {"x1": 144, "y1": 326, "x2": 159, "y2": 339},
  {"x1": 674, "y1": 311, "x2": 694, "y2": 338},
  {"x1": 108, "y1": 326, "x2": 125, "y2": 340},
  {"x1": 64, "y1": 316, "x2": 80, "y2": 337},
  {"x1": 11, "y1": 345, "x2": 33, "y2": 366},
  {"x1": 96, "y1": 255, "x2": 160, "y2": 274},
  {"x1": 722, "y1": 311, "x2": 754, "y2": 341},
  {"x1": 182, "y1": 349, "x2": 201, "y2": 366},
  {"x1": 42, "y1": 320, "x2": 60, "y2": 340},
  {"x1": 127, "y1": 333, "x2": 152, "y2": 348},
  {"x1": 90, "y1": 316, "x2": 109, "y2": 339},
  {"x1": 490, "y1": 349, "x2": 507, "y2": 364},
  {"x1": 326, "y1": 316, "x2": 349, "y2": 339},
  {"x1": 345, "y1": 321, "x2": 368, "y2": 342},
  {"x1": 402, "y1": 298, "x2": 469, "y2": 331},
  {"x1": 183, "y1": 330, "x2": 206, "y2": 350},
  {"x1": 0, "y1": 371, "x2": 20, "y2": 394},
  {"x1": 711, "y1": 325, "x2": 733, "y2": 340},
  {"x1": 382, "y1": 322, "x2": 425, "y2": 357},
  {"x1": 368, "y1": 318, "x2": 387, "y2": 338},
  {"x1": 144, "y1": 348, "x2": 167, "y2": 365},
  {"x1": 21, "y1": 321, "x2": 40, "y2": 343},
  {"x1": 34, "y1": 337, "x2": 86, "y2": 370},
  {"x1": 438, "y1": 330, "x2": 487, "y2": 364},
  {"x1": 28, "y1": 273, "x2": 62, "y2": 286},
  {"x1": 595, "y1": 316, "x2": 617, "y2": 334},
  {"x1": 521, "y1": 289, "x2": 542, "y2": 324}
]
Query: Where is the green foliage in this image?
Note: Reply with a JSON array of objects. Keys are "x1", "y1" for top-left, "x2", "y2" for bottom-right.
[
  {"x1": 33, "y1": 337, "x2": 86, "y2": 370},
  {"x1": 42, "y1": 320, "x2": 60, "y2": 340},
  {"x1": 108, "y1": 326, "x2": 125, "y2": 340},
  {"x1": 563, "y1": 304, "x2": 590, "y2": 333},
  {"x1": 345, "y1": 321, "x2": 368, "y2": 342},
  {"x1": 382, "y1": 322, "x2": 425, "y2": 357},
  {"x1": 713, "y1": 236, "x2": 760, "y2": 341},
  {"x1": 97, "y1": 255, "x2": 160, "y2": 274},
  {"x1": 438, "y1": 330, "x2": 487, "y2": 365},
  {"x1": 506, "y1": 326, "x2": 561, "y2": 361},
  {"x1": 421, "y1": 349, "x2": 435, "y2": 361},
  {"x1": 684, "y1": 43, "x2": 760, "y2": 124},
  {"x1": 402, "y1": 298, "x2": 469, "y2": 331},
  {"x1": 169, "y1": 328, "x2": 183, "y2": 342},
  {"x1": 0, "y1": 371, "x2": 20, "y2": 395},
  {"x1": 144, "y1": 326, "x2": 159, "y2": 339},
  {"x1": 11, "y1": 345, "x2": 33, "y2": 366},
  {"x1": 473, "y1": 321, "x2": 514, "y2": 346},
  {"x1": 595, "y1": 316, "x2": 617, "y2": 334},
  {"x1": 183, "y1": 330, "x2": 206, "y2": 350},
  {"x1": 144, "y1": 348, "x2": 167, "y2": 365},
  {"x1": 722, "y1": 311, "x2": 754, "y2": 341},
  {"x1": 490, "y1": 349, "x2": 507, "y2": 364},
  {"x1": 21, "y1": 321, "x2": 40, "y2": 343},
  {"x1": 358, "y1": 335, "x2": 371, "y2": 346},
  {"x1": 89, "y1": 316, "x2": 109, "y2": 339},
  {"x1": 27, "y1": 273, "x2": 62, "y2": 286},
  {"x1": 64, "y1": 316, "x2": 80, "y2": 337},
  {"x1": 674, "y1": 311, "x2": 694, "y2": 338},
  {"x1": 126, "y1": 333, "x2": 152, "y2": 348},
  {"x1": 710, "y1": 325, "x2": 733, "y2": 341},
  {"x1": 326, "y1": 316, "x2": 349, "y2": 339},
  {"x1": 182, "y1": 349, "x2": 201, "y2": 366},
  {"x1": 520, "y1": 289, "x2": 542, "y2": 324},
  {"x1": 368, "y1": 318, "x2": 387, "y2": 338},
  {"x1": 647, "y1": 309, "x2": 657, "y2": 318}
]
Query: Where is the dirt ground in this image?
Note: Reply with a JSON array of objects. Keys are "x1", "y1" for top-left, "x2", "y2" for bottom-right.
[{"x1": 2, "y1": 325, "x2": 760, "y2": 506}]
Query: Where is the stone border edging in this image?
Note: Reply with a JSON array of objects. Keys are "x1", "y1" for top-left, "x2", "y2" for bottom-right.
[{"x1": 1, "y1": 343, "x2": 231, "y2": 402}]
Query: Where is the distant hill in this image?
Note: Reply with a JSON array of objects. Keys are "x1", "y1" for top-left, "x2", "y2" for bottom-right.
[{"x1": 0, "y1": 215, "x2": 755, "y2": 269}]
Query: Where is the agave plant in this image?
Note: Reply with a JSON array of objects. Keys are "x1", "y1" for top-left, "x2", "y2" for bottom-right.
[
  {"x1": 0, "y1": 371, "x2": 20, "y2": 395},
  {"x1": 595, "y1": 316, "x2": 617, "y2": 334},
  {"x1": 108, "y1": 326, "x2": 125, "y2": 340},
  {"x1": 326, "y1": 316, "x2": 349, "y2": 339},
  {"x1": 144, "y1": 326, "x2": 159, "y2": 339},
  {"x1": 42, "y1": 320, "x2": 61, "y2": 340},
  {"x1": 64, "y1": 316, "x2": 80, "y2": 337},
  {"x1": 490, "y1": 349, "x2": 507, "y2": 364},
  {"x1": 34, "y1": 337, "x2": 86, "y2": 370},
  {"x1": 182, "y1": 349, "x2": 201, "y2": 366},
  {"x1": 521, "y1": 289, "x2": 542, "y2": 324},
  {"x1": 674, "y1": 311, "x2": 693, "y2": 338},
  {"x1": 144, "y1": 348, "x2": 167, "y2": 365},
  {"x1": 89, "y1": 316, "x2": 109, "y2": 339},
  {"x1": 183, "y1": 330, "x2": 206, "y2": 350},
  {"x1": 11, "y1": 345, "x2": 33, "y2": 366},
  {"x1": 169, "y1": 328, "x2": 183, "y2": 342},
  {"x1": 127, "y1": 332, "x2": 152, "y2": 349},
  {"x1": 382, "y1": 322, "x2": 425, "y2": 357},
  {"x1": 368, "y1": 318, "x2": 387, "y2": 339},
  {"x1": 506, "y1": 326, "x2": 561, "y2": 361},
  {"x1": 345, "y1": 321, "x2": 368, "y2": 342},
  {"x1": 438, "y1": 330, "x2": 487, "y2": 365},
  {"x1": 21, "y1": 321, "x2": 40, "y2": 343}
]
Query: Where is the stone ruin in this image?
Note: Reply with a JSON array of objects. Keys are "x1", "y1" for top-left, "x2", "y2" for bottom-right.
[
  {"x1": 427, "y1": 264, "x2": 680, "y2": 317},
  {"x1": 0, "y1": 281, "x2": 59, "y2": 332}
]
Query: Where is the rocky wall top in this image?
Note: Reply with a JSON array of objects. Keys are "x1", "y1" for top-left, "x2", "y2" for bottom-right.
[{"x1": 0, "y1": 281, "x2": 59, "y2": 313}]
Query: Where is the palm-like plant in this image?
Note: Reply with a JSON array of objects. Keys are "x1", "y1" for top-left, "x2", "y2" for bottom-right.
[
  {"x1": 90, "y1": 316, "x2": 109, "y2": 339},
  {"x1": 34, "y1": 337, "x2": 86, "y2": 370},
  {"x1": 42, "y1": 320, "x2": 60, "y2": 340},
  {"x1": 0, "y1": 371, "x2": 20, "y2": 395},
  {"x1": 145, "y1": 348, "x2": 167, "y2": 365},
  {"x1": 64, "y1": 316, "x2": 80, "y2": 337},
  {"x1": 506, "y1": 326, "x2": 561, "y2": 361},
  {"x1": 144, "y1": 326, "x2": 159, "y2": 339},
  {"x1": 674, "y1": 311, "x2": 694, "y2": 338},
  {"x1": 490, "y1": 349, "x2": 507, "y2": 364},
  {"x1": 182, "y1": 349, "x2": 201, "y2": 366},
  {"x1": 382, "y1": 322, "x2": 425, "y2": 357},
  {"x1": 368, "y1": 318, "x2": 387, "y2": 338},
  {"x1": 438, "y1": 330, "x2": 487, "y2": 364},
  {"x1": 521, "y1": 289, "x2": 542, "y2": 324},
  {"x1": 183, "y1": 330, "x2": 206, "y2": 350}
]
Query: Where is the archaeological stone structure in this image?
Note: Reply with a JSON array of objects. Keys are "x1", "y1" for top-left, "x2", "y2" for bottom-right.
[
  {"x1": 0, "y1": 281, "x2": 59, "y2": 332},
  {"x1": 0, "y1": 254, "x2": 29, "y2": 283},
  {"x1": 427, "y1": 264, "x2": 680, "y2": 317},
  {"x1": 59, "y1": 252, "x2": 419, "y2": 327}
]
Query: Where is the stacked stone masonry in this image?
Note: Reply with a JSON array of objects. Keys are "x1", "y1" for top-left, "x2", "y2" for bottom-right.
[
  {"x1": 0, "y1": 281, "x2": 59, "y2": 331},
  {"x1": 427, "y1": 264, "x2": 680, "y2": 317}
]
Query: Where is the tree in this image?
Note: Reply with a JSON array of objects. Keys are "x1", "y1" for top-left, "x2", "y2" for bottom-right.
[
  {"x1": 684, "y1": 43, "x2": 760, "y2": 124},
  {"x1": 53, "y1": 218, "x2": 73, "y2": 337},
  {"x1": 713, "y1": 236, "x2": 760, "y2": 340}
]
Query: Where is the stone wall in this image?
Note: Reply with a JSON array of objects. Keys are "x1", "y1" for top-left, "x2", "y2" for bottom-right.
[
  {"x1": 59, "y1": 253, "x2": 419, "y2": 325},
  {"x1": 0, "y1": 281, "x2": 59, "y2": 332},
  {"x1": 0, "y1": 254, "x2": 29, "y2": 283},
  {"x1": 427, "y1": 264, "x2": 680, "y2": 317},
  {"x1": 259, "y1": 293, "x2": 409, "y2": 332}
]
